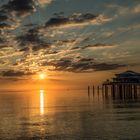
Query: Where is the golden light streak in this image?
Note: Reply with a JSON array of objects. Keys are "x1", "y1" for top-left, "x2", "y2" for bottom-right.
[{"x1": 40, "y1": 90, "x2": 44, "y2": 115}]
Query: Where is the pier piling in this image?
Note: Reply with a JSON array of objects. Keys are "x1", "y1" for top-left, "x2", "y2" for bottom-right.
[{"x1": 88, "y1": 86, "x2": 90, "y2": 97}]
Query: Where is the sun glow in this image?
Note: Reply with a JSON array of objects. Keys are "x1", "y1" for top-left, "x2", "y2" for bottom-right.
[{"x1": 39, "y1": 73, "x2": 46, "y2": 80}]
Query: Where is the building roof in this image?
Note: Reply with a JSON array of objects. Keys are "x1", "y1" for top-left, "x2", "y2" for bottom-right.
[
  {"x1": 103, "y1": 71, "x2": 140, "y2": 85},
  {"x1": 115, "y1": 71, "x2": 140, "y2": 78}
]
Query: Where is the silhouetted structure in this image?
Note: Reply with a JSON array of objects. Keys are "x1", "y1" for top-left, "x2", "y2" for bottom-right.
[
  {"x1": 88, "y1": 86, "x2": 90, "y2": 97},
  {"x1": 92, "y1": 85, "x2": 95, "y2": 96},
  {"x1": 102, "y1": 71, "x2": 140, "y2": 99}
]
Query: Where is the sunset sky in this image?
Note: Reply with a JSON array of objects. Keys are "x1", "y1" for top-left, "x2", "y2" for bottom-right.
[{"x1": 0, "y1": 0, "x2": 140, "y2": 90}]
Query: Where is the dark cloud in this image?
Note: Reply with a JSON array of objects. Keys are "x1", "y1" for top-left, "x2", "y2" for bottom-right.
[
  {"x1": 2, "y1": 70, "x2": 34, "y2": 77},
  {"x1": 43, "y1": 57, "x2": 126, "y2": 72},
  {"x1": 0, "y1": 77, "x2": 28, "y2": 81},
  {"x1": 59, "y1": 39, "x2": 76, "y2": 43},
  {"x1": 0, "y1": 9, "x2": 13, "y2": 30},
  {"x1": 45, "y1": 13, "x2": 98, "y2": 28},
  {"x1": 82, "y1": 43, "x2": 114, "y2": 49},
  {"x1": 2, "y1": 0, "x2": 35, "y2": 16},
  {"x1": 0, "y1": 0, "x2": 35, "y2": 30},
  {"x1": 0, "y1": 10, "x2": 8, "y2": 22},
  {"x1": 17, "y1": 28, "x2": 51, "y2": 51},
  {"x1": 19, "y1": 44, "x2": 51, "y2": 52},
  {"x1": 0, "y1": 37, "x2": 5, "y2": 44},
  {"x1": 70, "y1": 46, "x2": 80, "y2": 50},
  {"x1": 70, "y1": 43, "x2": 114, "y2": 50},
  {"x1": 53, "y1": 39, "x2": 76, "y2": 46},
  {"x1": 17, "y1": 28, "x2": 39, "y2": 45},
  {"x1": 0, "y1": 22, "x2": 10, "y2": 29},
  {"x1": 0, "y1": 37, "x2": 7, "y2": 48},
  {"x1": 54, "y1": 59, "x2": 72, "y2": 70},
  {"x1": 79, "y1": 58, "x2": 94, "y2": 62},
  {"x1": 93, "y1": 63, "x2": 126, "y2": 71}
]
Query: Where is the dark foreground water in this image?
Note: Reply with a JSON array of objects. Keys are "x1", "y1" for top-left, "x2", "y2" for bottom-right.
[{"x1": 0, "y1": 89, "x2": 140, "y2": 140}]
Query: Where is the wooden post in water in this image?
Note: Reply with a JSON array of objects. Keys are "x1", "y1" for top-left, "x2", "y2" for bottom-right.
[
  {"x1": 132, "y1": 84, "x2": 135, "y2": 98},
  {"x1": 88, "y1": 86, "x2": 90, "y2": 97},
  {"x1": 102, "y1": 85, "x2": 104, "y2": 95},
  {"x1": 97, "y1": 86, "x2": 100, "y2": 95},
  {"x1": 130, "y1": 85, "x2": 133, "y2": 98},
  {"x1": 134, "y1": 85, "x2": 137, "y2": 99},
  {"x1": 105, "y1": 85, "x2": 108, "y2": 96},
  {"x1": 128, "y1": 84, "x2": 131, "y2": 98},
  {"x1": 104, "y1": 85, "x2": 108, "y2": 99},
  {"x1": 112, "y1": 84, "x2": 115, "y2": 98},
  {"x1": 138, "y1": 85, "x2": 140, "y2": 94},
  {"x1": 119, "y1": 85, "x2": 123, "y2": 99},
  {"x1": 126, "y1": 85, "x2": 128, "y2": 98},
  {"x1": 102, "y1": 85, "x2": 105, "y2": 100},
  {"x1": 123, "y1": 84, "x2": 126, "y2": 99},
  {"x1": 93, "y1": 85, "x2": 95, "y2": 97}
]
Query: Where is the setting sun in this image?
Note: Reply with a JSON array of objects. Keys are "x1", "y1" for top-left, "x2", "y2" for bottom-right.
[{"x1": 39, "y1": 73, "x2": 46, "y2": 80}]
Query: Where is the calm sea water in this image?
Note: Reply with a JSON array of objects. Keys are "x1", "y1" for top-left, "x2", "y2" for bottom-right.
[{"x1": 0, "y1": 89, "x2": 140, "y2": 140}]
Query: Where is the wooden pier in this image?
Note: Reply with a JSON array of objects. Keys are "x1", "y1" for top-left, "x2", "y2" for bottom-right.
[
  {"x1": 102, "y1": 82, "x2": 140, "y2": 99},
  {"x1": 88, "y1": 71, "x2": 140, "y2": 99},
  {"x1": 102, "y1": 71, "x2": 140, "y2": 99}
]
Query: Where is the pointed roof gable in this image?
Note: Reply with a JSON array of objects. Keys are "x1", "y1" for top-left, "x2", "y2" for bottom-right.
[{"x1": 115, "y1": 71, "x2": 140, "y2": 78}]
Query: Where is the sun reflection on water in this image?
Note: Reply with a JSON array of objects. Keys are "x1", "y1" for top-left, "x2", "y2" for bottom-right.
[{"x1": 40, "y1": 90, "x2": 44, "y2": 115}]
